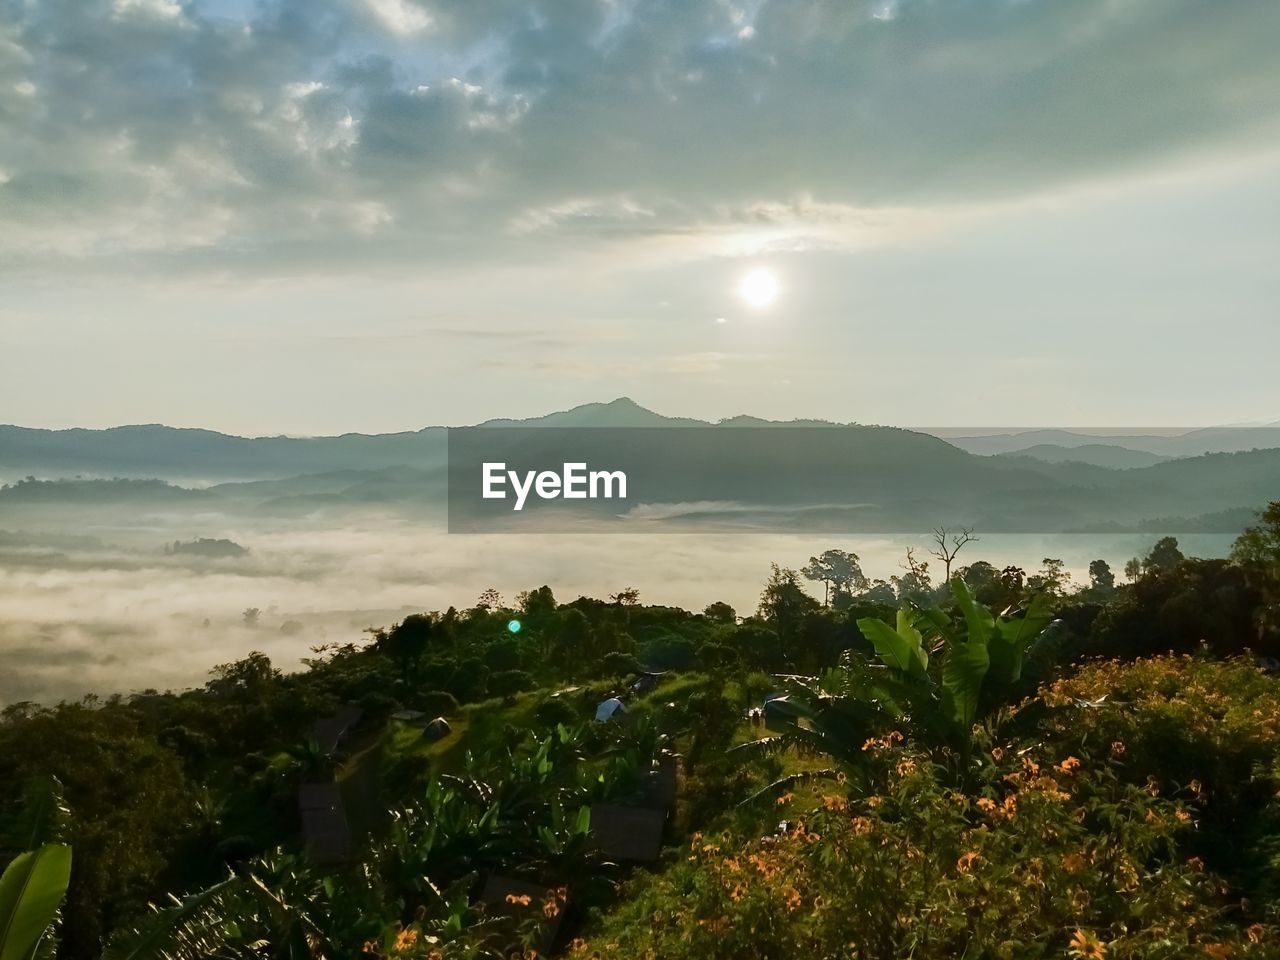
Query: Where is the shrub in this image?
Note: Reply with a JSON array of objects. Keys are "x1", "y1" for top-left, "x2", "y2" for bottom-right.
[
  {"x1": 578, "y1": 738, "x2": 1279, "y2": 959},
  {"x1": 1040, "y1": 655, "x2": 1280, "y2": 910},
  {"x1": 534, "y1": 697, "x2": 577, "y2": 729},
  {"x1": 415, "y1": 690, "x2": 460, "y2": 717},
  {"x1": 487, "y1": 670, "x2": 535, "y2": 700}
]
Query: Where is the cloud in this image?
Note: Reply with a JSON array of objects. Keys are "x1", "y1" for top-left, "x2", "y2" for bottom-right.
[
  {"x1": 0, "y1": 0, "x2": 1278, "y2": 275},
  {"x1": 0, "y1": 513, "x2": 1176, "y2": 703},
  {"x1": 112, "y1": 0, "x2": 186, "y2": 23},
  {"x1": 363, "y1": 0, "x2": 433, "y2": 36}
]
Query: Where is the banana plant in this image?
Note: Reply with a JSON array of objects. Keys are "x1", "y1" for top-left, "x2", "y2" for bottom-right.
[
  {"x1": 736, "y1": 577, "x2": 1054, "y2": 794},
  {"x1": 0, "y1": 844, "x2": 72, "y2": 960},
  {"x1": 103, "y1": 854, "x2": 355, "y2": 960},
  {"x1": 857, "y1": 576, "x2": 1053, "y2": 766}
]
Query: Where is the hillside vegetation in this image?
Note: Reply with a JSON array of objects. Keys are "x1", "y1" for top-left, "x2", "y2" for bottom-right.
[{"x1": 2, "y1": 504, "x2": 1279, "y2": 958}]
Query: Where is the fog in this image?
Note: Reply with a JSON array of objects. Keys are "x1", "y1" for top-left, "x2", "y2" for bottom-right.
[{"x1": 0, "y1": 515, "x2": 1233, "y2": 705}]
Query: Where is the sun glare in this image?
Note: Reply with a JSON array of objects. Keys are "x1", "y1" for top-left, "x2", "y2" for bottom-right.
[{"x1": 739, "y1": 268, "x2": 779, "y2": 308}]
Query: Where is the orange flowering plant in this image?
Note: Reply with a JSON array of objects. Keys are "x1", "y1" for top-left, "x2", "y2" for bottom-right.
[{"x1": 577, "y1": 714, "x2": 1279, "y2": 959}]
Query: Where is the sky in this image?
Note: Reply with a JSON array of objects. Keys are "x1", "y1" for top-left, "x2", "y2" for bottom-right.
[{"x1": 2, "y1": 0, "x2": 1279, "y2": 435}]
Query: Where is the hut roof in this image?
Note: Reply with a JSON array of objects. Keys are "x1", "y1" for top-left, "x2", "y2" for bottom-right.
[
  {"x1": 638, "y1": 756, "x2": 680, "y2": 812},
  {"x1": 312, "y1": 705, "x2": 363, "y2": 755},
  {"x1": 297, "y1": 783, "x2": 351, "y2": 864},
  {"x1": 589, "y1": 803, "x2": 666, "y2": 862}
]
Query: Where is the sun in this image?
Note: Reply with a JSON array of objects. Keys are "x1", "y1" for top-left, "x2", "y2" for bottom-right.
[{"x1": 738, "y1": 268, "x2": 779, "y2": 309}]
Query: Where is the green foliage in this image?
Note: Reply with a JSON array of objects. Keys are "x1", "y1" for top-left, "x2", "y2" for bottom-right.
[
  {"x1": 7, "y1": 547, "x2": 1280, "y2": 958},
  {"x1": 0, "y1": 845, "x2": 72, "y2": 960},
  {"x1": 580, "y1": 736, "x2": 1279, "y2": 959}
]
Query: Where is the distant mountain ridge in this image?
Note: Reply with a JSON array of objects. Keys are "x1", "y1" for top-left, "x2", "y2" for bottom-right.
[
  {"x1": 0, "y1": 398, "x2": 833, "y2": 479},
  {"x1": 945, "y1": 426, "x2": 1280, "y2": 459},
  {"x1": 4, "y1": 398, "x2": 1280, "y2": 494},
  {"x1": 2, "y1": 399, "x2": 1279, "y2": 533},
  {"x1": 997, "y1": 444, "x2": 1171, "y2": 469}
]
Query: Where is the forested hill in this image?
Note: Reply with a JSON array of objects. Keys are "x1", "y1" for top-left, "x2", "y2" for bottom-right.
[{"x1": 7, "y1": 399, "x2": 1279, "y2": 481}]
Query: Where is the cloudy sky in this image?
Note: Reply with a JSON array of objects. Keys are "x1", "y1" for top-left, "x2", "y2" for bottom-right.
[{"x1": 2, "y1": 0, "x2": 1278, "y2": 434}]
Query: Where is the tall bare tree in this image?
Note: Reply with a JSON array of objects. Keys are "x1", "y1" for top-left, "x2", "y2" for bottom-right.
[{"x1": 928, "y1": 526, "x2": 979, "y2": 584}]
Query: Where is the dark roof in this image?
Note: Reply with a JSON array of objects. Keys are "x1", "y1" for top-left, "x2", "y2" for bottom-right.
[
  {"x1": 638, "y1": 756, "x2": 679, "y2": 812},
  {"x1": 297, "y1": 783, "x2": 352, "y2": 864},
  {"x1": 589, "y1": 803, "x2": 666, "y2": 862},
  {"x1": 297, "y1": 782, "x2": 343, "y2": 810},
  {"x1": 477, "y1": 875, "x2": 565, "y2": 953},
  {"x1": 311, "y1": 705, "x2": 363, "y2": 755}
]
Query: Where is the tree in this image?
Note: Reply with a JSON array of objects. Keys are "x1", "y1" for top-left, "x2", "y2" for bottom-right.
[
  {"x1": 801, "y1": 550, "x2": 869, "y2": 606},
  {"x1": 703, "y1": 602, "x2": 736, "y2": 624},
  {"x1": 890, "y1": 549, "x2": 932, "y2": 603},
  {"x1": 1029, "y1": 558, "x2": 1072, "y2": 598},
  {"x1": 241, "y1": 607, "x2": 261, "y2": 627},
  {"x1": 861, "y1": 580, "x2": 897, "y2": 605},
  {"x1": 378, "y1": 614, "x2": 437, "y2": 686},
  {"x1": 208, "y1": 651, "x2": 280, "y2": 697},
  {"x1": 758, "y1": 564, "x2": 820, "y2": 656},
  {"x1": 517, "y1": 585, "x2": 557, "y2": 620},
  {"x1": 1087, "y1": 559, "x2": 1116, "y2": 594},
  {"x1": 488, "y1": 670, "x2": 534, "y2": 701},
  {"x1": 1232, "y1": 501, "x2": 1280, "y2": 567},
  {"x1": 475, "y1": 587, "x2": 504, "y2": 612},
  {"x1": 1231, "y1": 501, "x2": 1280, "y2": 641},
  {"x1": 598, "y1": 652, "x2": 643, "y2": 679},
  {"x1": 551, "y1": 609, "x2": 594, "y2": 672},
  {"x1": 609, "y1": 587, "x2": 641, "y2": 606},
  {"x1": 928, "y1": 527, "x2": 978, "y2": 584},
  {"x1": 1142, "y1": 537, "x2": 1185, "y2": 576},
  {"x1": 0, "y1": 706, "x2": 191, "y2": 959},
  {"x1": 959, "y1": 561, "x2": 998, "y2": 592}
]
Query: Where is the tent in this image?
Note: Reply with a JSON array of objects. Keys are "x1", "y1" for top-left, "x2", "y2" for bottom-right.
[
  {"x1": 763, "y1": 695, "x2": 798, "y2": 719},
  {"x1": 424, "y1": 717, "x2": 452, "y2": 741},
  {"x1": 631, "y1": 670, "x2": 667, "y2": 695},
  {"x1": 595, "y1": 697, "x2": 627, "y2": 721}
]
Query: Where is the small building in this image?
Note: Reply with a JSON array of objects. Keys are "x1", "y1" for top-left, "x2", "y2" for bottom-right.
[
  {"x1": 595, "y1": 697, "x2": 627, "y2": 722},
  {"x1": 638, "y1": 755, "x2": 679, "y2": 812},
  {"x1": 588, "y1": 803, "x2": 666, "y2": 862},
  {"x1": 311, "y1": 704, "x2": 363, "y2": 756},
  {"x1": 297, "y1": 782, "x2": 352, "y2": 865}
]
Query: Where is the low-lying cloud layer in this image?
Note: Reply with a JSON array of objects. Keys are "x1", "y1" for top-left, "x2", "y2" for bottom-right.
[{"x1": 0, "y1": 513, "x2": 1233, "y2": 704}]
